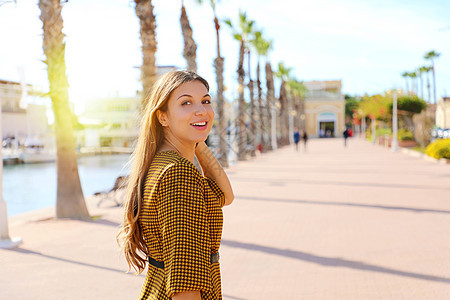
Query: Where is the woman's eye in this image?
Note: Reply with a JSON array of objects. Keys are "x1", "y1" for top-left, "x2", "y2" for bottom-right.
[
  {"x1": 203, "y1": 99, "x2": 211, "y2": 104},
  {"x1": 181, "y1": 101, "x2": 191, "y2": 106}
]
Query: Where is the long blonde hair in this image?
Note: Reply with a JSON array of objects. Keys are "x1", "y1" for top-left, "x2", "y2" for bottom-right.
[{"x1": 117, "y1": 70, "x2": 209, "y2": 274}]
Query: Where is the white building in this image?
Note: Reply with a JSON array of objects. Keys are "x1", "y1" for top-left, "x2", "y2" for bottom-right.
[
  {"x1": 1, "y1": 79, "x2": 50, "y2": 147},
  {"x1": 436, "y1": 96, "x2": 449, "y2": 129},
  {"x1": 78, "y1": 96, "x2": 141, "y2": 148}
]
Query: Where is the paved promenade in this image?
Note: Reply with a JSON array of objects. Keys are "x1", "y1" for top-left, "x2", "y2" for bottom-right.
[{"x1": 1, "y1": 138, "x2": 449, "y2": 299}]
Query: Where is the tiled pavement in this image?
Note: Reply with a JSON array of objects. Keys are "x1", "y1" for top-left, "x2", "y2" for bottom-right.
[{"x1": 1, "y1": 138, "x2": 449, "y2": 299}]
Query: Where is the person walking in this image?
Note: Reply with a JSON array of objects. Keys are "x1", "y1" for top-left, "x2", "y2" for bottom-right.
[
  {"x1": 293, "y1": 129, "x2": 300, "y2": 151},
  {"x1": 302, "y1": 131, "x2": 308, "y2": 152},
  {"x1": 117, "y1": 71, "x2": 234, "y2": 300},
  {"x1": 343, "y1": 127, "x2": 350, "y2": 147}
]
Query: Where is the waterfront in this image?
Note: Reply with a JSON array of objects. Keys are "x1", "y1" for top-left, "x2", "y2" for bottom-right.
[{"x1": 3, "y1": 154, "x2": 131, "y2": 216}]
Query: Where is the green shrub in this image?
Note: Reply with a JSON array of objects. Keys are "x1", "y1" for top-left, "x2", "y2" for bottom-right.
[
  {"x1": 389, "y1": 96, "x2": 427, "y2": 114},
  {"x1": 397, "y1": 128, "x2": 414, "y2": 141},
  {"x1": 425, "y1": 139, "x2": 450, "y2": 159},
  {"x1": 376, "y1": 128, "x2": 392, "y2": 137}
]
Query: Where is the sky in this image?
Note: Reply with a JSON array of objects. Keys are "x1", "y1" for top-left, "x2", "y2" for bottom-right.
[{"x1": 0, "y1": 0, "x2": 449, "y2": 113}]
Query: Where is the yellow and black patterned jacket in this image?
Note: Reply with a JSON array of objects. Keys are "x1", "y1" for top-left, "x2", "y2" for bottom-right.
[{"x1": 138, "y1": 150, "x2": 225, "y2": 299}]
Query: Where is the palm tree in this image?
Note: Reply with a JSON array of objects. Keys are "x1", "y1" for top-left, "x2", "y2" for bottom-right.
[
  {"x1": 424, "y1": 50, "x2": 441, "y2": 104},
  {"x1": 417, "y1": 67, "x2": 426, "y2": 100},
  {"x1": 251, "y1": 31, "x2": 271, "y2": 153},
  {"x1": 225, "y1": 11, "x2": 254, "y2": 161},
  {"x1": 38, "y1": 0, "x2": 89, "y2": 219},
  {"x1": 196, "y1": 0, "x2": 227, "y2": 167},
  {"x1": 401, "y1": 72, "x2": 409, "y2": 95},
  {"x1": 287, "y1": 79, "x2": 307, "y2": 132},
  {"x1": 409, "y1": 71, "x2": 417, "y2": 96},
  {"x1": 422, "y1": 66, "x2": 433, "y2": 103},
  {"x1": 265, "y1": 54, "x2": 276, "y2": 151},
  {"x1": 180, "y1": 0, "x2": 197, "y2": 72},
  {"x1": 274, "y1": 62, "x2": 292, "y2": 146},
  {"x1": 135, "y1": 0, "x2": 157, "y2": 107},
  {"x1": 246, "y1": 30, "x2": 257, "y2": 157}
]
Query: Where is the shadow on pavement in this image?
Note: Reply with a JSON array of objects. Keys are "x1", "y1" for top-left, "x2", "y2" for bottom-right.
[
  {"x1": 237, "y1": 195, "x2": 450, "y2": 215},
  {"x1": 221, "y1": 239, "x2": 450, "y2": 284},
  {"x1": 230, "y1": 177, "x2": 450, "y2": 191},
  {"x1": 7, "y1": 248, "x2": 144, "y2": 277}
]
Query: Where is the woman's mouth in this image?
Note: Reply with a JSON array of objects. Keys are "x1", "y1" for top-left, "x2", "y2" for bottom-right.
[{"x1": 190, "y1": 121, "x2": 208, "y2": 130}]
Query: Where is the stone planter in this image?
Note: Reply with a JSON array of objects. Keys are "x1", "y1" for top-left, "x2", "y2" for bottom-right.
[{"x1": 398, "y1": 140, "x2": 417, "y2": 148}]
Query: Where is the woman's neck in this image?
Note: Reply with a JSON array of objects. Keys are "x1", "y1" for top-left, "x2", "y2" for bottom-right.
[{"x1": 158, "y1": 136, "x2": 196, "y2": 163}]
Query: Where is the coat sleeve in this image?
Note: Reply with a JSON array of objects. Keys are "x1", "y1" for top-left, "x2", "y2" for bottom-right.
[
  {"x1": 203, "y1": 177, "x2": 226, "y2": 208},
  {"x1": 157, "y1": 162, "x2": 212, "y2": 298}
]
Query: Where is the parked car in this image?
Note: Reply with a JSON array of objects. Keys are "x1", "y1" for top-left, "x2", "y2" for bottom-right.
[{"x1": 431, "y1": 128, "x2": 450, "y2": 139}]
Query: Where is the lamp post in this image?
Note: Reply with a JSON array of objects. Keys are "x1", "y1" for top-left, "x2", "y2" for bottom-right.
[
  {"x1": 0, "y1": 100, "x2": 22, "y2": 249},
  {"x1": 391, "y1": 91, "x2": 399, "y2": 152}
]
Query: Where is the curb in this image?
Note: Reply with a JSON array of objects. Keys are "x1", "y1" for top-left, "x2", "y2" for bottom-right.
[{"x1": 400, "y1": 147, "x2": 450, "y2": 165}]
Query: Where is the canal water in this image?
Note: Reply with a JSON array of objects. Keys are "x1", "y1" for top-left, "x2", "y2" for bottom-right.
[{"x1": 3, "y1": 154, "x2": 131, "y2": 216}]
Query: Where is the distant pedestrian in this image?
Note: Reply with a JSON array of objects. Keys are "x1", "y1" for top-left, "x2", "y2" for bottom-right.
[
  {"x1": 343, "y1": 128, "x2": 350, "y2": 147},
  {"x1": 293, "y1": 129, "x2": 300, "y2": 151},
  {"x1": 302, "y1": 131, "x2": 308, "y2": 152}
]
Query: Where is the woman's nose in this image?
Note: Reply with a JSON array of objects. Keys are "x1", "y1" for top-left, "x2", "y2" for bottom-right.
[{"x1": 194, "y1": 103, "x2": 207, "y2": 115}]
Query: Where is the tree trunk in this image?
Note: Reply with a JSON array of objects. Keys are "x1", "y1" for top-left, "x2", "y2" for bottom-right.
[
  {"x1": 419, "y1": 73, "x2": 423, "y2": 100},
  {"x1": 432, "y1": 63, "x2": 437, "y2": 104},
  {"x1": 293, "y1": 93, "x2": 300, "y2": 130},
  {"x1": 256, "y1": 61, "x2": 266, "y2": 152},
  {"x1": 212, "y1": 15, "x2": 227, "y2": 167},
  {"x1": 214, "y1": 56, "x2": 228, "y2": 167},
  {"x1": 265, "y1": 62, "x2": 275, "y2": 151},
  {"x1": 135, "y1": 0, "x2": 157, "y2": 108},
  {"x1": 39, "y1": 0, "x2": 89, "y2": 219},
  {"x1": 426, "y1": 72, "x2": 431, "y2": 103},
  {"x1": 279, "y1": 80, "x2": 289, "y2": 146},
  {"x1": 247, "y1": 50, "x2": 256, "y2": 157},
  {"x1": 180, "y1": 5, "x2": 197, "y2": 72},
  {"x1": 237, "y1": 40, "x2": 247, "y2": 161}
]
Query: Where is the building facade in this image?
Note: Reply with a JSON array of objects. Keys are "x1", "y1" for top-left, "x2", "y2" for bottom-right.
[
  {"x1": 436, "y1": 96, "x2": 449, "y2": 129},
  {"x1": 1, "y1": 79, "x2": 50, "y2": 147},
  {"x1": 303, "y1": 80, "x2": 345, "y2": 138}
]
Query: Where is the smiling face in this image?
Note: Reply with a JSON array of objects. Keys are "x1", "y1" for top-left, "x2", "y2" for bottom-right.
[{"x1": 157, "y1": 80, "x2": 214, "y2": 147}]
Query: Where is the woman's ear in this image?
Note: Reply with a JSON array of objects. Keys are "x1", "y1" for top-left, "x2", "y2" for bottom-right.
[{"x1": 156, "y1": 110, "x2": 167, "y2": 127}]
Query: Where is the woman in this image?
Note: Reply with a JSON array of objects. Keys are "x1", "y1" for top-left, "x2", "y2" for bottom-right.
[{"x1": 117, "y1": 71, "x2": 234, "y2": 300}]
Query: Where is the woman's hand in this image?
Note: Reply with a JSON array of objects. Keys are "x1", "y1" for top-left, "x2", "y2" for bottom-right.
[
  {"x1": 172, "y1": 290, "x2": 202, "y2": 300},
  {"x1": 195, "y1": 142, "x2": 234, "y2": 206}
]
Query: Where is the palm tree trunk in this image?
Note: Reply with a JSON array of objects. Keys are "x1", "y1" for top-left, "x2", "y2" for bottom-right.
[
  {"x1": 39, "y1": 0, "x2": 89, "y2": 219},
  {"x1": 426, "y1": 72, "x2": 431, "y2": 103},
  {"x1": 180, "y1": 4, "x2": 197, "y2": 72},
  {"x1": 256, "y1": 61, "x2": 266, "y2": 152},
  {"x1": 265, "y1": 61, "x2": 275, "y2": 151},
  {"x1": 247, "y1": 50, "x2": 256, "y2": 157},
  {"x1": 432, "y1": 63, "x2": 437, "y2": 104},
  {"x1": 419, "y1": 74, "x2": 424, "y2": 99},
  {"x1": 237, "y1": 39, "x2": 247, "y2": 161},
  {"x1": 279, "y1": 80, "x2": 289, "y2": 145},
  {"x1": 212, "y1": 15, "x2": 227, "y2": 167},
  {"x1": 214, "y1": 56, "x2": 227, "y2": 167},
  {"x1": 135, "y1": 0, "x2": 157, "y2": 108}
]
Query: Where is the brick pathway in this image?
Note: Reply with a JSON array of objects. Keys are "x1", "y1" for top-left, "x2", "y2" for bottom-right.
[{"x1": 1, "y1": 138, "x2": 449, "y2": 299}]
